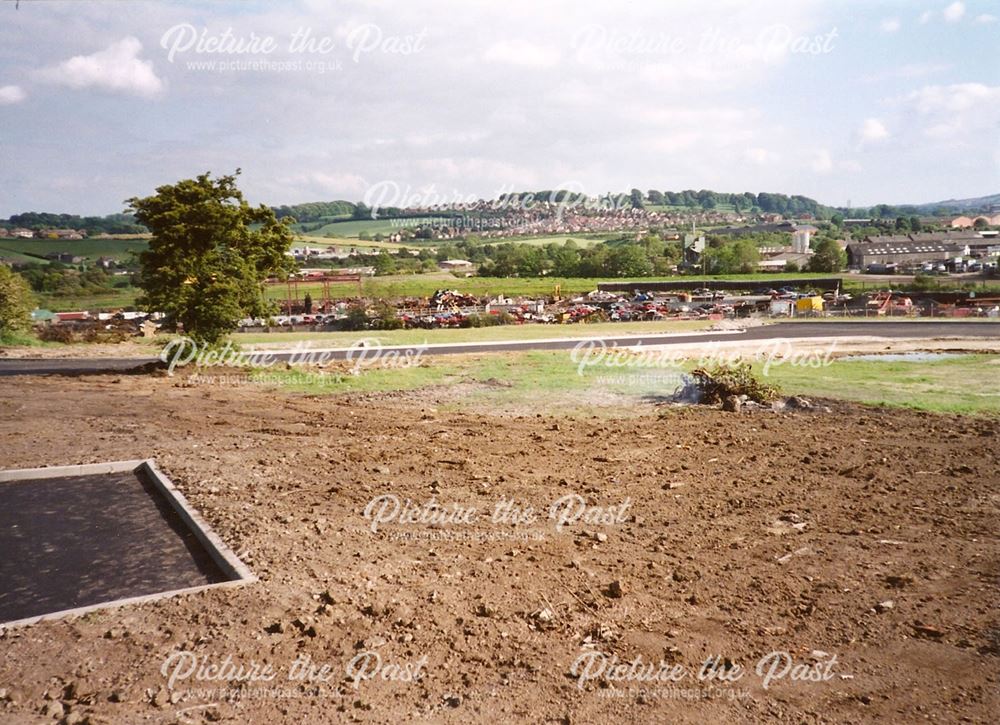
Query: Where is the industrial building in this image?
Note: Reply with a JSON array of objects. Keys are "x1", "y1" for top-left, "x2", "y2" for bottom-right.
[
  {"x1": 846, "y1": 240, "x2": 968, "y2": 270},
  {"x1": 847, "y1": 230, "x2": 999, "y2": 271}
]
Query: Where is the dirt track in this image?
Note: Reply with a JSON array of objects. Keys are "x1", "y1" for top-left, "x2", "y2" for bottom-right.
[{"x1": 0, "y1": 374, "x2": 997, "y2": 724}]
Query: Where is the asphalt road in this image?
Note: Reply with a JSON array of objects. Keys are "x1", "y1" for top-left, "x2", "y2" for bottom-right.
[{"x1": 0, "y1": 321, "x2": 997, "y2": 376}]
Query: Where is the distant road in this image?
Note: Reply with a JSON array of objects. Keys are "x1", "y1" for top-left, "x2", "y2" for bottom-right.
[{"x1": 0, "y1": 321, "x2": 997, "y2": 376}]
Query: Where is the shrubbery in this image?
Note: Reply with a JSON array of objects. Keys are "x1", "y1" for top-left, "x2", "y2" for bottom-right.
[
  {"x1": 691, "y1": 363, "x2": 779, "y2": 404},
  {"x1": 0, "y1": 265, "x2": 34, "y2": 341}
]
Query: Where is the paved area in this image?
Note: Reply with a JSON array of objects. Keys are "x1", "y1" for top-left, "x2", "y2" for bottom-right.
[{"x1": 0, "y1": 470, "x2": 228, "y2": 624}]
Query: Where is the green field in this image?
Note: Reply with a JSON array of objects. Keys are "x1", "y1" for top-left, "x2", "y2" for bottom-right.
[
  {"x1": 644, "y1": 203, "x2": 737, "y2": 213},
  {"x1": 298, "y1": 219, "x2": 416, "y2": 238},
  {"x1": 256, "y1": 349, "x2": 1000, "y2": 417},
  {"x1": 263, "y1": 271, "x2": 842, "y2": 303},
  {"x1": 0, "y1": 238, "x2": 147, "y2": 263},
  {"x1": 295, "y1": 235, "x2": 409, "y2": 250},
  {"x1": 479, "y1": 234, "x2": 606, "y2": 248},
  {"x1": 32, "y1": 270, "x2": 840, "y2": 311},
  {"x1": 765, "y1": 354, "x2": 1000, "y2": 415},
  {"x1": 34, "y1": 287, "x2": 140, "y2": 312},
  {"x1": 24, "y1": 269, "x2": 834, "y2": 312},
  {"x1": 264, "y1": 273, "x2": 579, "y2": 301},
  {"x1": 0, "y1": 249, "x2": 44, "y2": 265},
  {"x1": 19, "y1": 255, "x2": 998, "y2": 313},
  {"x1": 234, "y1": 318, "x2": 712, "y2": 347}
]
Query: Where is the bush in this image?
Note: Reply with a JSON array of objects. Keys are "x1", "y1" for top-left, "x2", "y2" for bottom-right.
[
  {"x1": 80, "y1": 325, "x2": 130, "y2": 343},
  {"x1": 370, "y1": 315, "x2": 403, "y2": 330},
  {"x1": 341, "y1": 304, "x2": 369, "y2": 331},
  {"x1": 369, "y1": 300, "x2": 402, "y2": 330},
  {"x1": 37, "y1": 324, "x2": 75, "y2": 343},
  {"x1": 691, "y1": 363, "x2": 779, "y2": 404},
  {"x1": 0, "y1": 266, "x2": 34, "y2": 336},
  {"x1": 582, "y1": 309, "x2": 610, "y2": 323},
  {"x1": 491, "y1": 310, "x2": 514, "y2": 326}
]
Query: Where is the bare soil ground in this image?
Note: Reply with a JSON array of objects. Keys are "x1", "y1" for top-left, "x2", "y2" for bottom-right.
[{"x1": 0, "y1": 374, "x2": 997, "y2": 724}]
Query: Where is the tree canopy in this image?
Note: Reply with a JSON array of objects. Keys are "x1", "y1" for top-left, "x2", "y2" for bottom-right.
[
  {"x1": 807, "y1": 238, "x2": 847, "y2": 273},
  {"x1": 127, "y1": 171, "x2": 295, "y2": 344},
  {"x1": 0, "y1": 264, "x2": 34, "y2": 339}
]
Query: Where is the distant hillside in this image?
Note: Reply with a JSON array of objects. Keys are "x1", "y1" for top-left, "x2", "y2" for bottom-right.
[
  {"x1": 912, "y1": 193, "x2": 1000, "y2": 213},
  {"x1": 9, "y1": 189, "x2": 996, "y2": 234},
  {"x1": 0, "y1": 212, "x2": 145, "y2": 236},
  {"x1": 275, "y1": 189, "x2": 838, "y2": 219},
  {"x1": 271, "y1": 200, "x2": 357, "y2": 223}
]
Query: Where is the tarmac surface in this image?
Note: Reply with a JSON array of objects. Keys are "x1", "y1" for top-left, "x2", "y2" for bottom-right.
[
  {"x1": 0, "y1": 470, "x2": 227, "y2": 624},
  {"x1": 0, "y1": 321, "x2": 997, "y2": 375}
]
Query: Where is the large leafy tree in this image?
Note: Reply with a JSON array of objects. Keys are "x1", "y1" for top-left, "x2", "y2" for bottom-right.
[
  {"x1": 0, "y1": 265, "x2": 34, "y2": 339},
  {"x1": 127, "y1": 171, "x2": 295, "y2": 343},
  {"x1": 808, "y1": 238, "x2": 847, "y2": 272},
  {"x1": 606, "y1": 245, "x2": 654, "y2": 277}
]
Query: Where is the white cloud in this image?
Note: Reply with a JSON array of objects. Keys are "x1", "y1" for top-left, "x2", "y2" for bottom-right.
[
  {"x1": 40, "y1": 37, "x2": 164, "y2": 98},
  {"x1": 863, "y1": 62, "x2": 951, "y2": 83},
  {"x1": 810, "y1": 149, "x2": 833, "y2": 174},
  {"x1": 975, "y1": 13, "x2": 997, "y2": 24},
  {"x1": 904, "y1": 82, "x2": 1000, "y2": 114},
  {"x1": 860, "y1": 118, "x2": 889, "y2": 142},
  {"x1": 271, "y1": 171, "x2": 369, "y2": 199},
  {"x1": 880, "y1": 17, "x2": 901, "y2": 33},
  {"x1": 943, "y1": 2, "x2": 965, "y2": 23},
  {"x1": 0, "y1": 85, "x2": 26, "y2": 104},
  {"x1": 743, "y1": 147, "x2": 779, "y2": 165},
  {"x1": 895, "y1": 82, "x2": 1000, "y2": 142},
  {"x1": 918, "y1": 10, "x2": 933, "y2": 24},
  {"x1": 482, "y1": 40, "x2": 560, "y2": 68},
  {"x1": 6, "y1": 0, "x2": 995, "y2": 214}
]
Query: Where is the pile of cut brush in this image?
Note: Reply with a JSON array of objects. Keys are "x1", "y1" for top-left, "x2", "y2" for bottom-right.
[{"x1": 689, "y1": 363, "x2": 779, "y2": 405}]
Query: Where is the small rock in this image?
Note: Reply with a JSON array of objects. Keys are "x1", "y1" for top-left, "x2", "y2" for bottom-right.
[
  {"x1": 63, "y1": 681, "x2": 87, "y2": 701},
  {"x1": 42, "y1": 701, "x2": 65, "y2": 719},
  {"x1": 874, "y1": 600, "x2": 894, "y2": 613},
  {"x1": 64, "y1": 712, "x2": 86, "y2": 725},
  {"x1": 534, "y1": 608, "x2": 554, "y2": 623},
  {"x1": 722, "y1": 396, "x2": 742, "y2": 413},
  {"x1": 594, "y1": 532, "x2": 608, "y2": 543},
  {"x1": 151, "y1": 687, "x2": 169, "y2": 708},
  {"x1": 606, "y1": 580, "x2": 625, "y2": 598},
  {"x1": 913, "y1": 623, "x2": 944, "y2": 639},
  {"x1": 786, "y1": 396, "x2": 813, "y2": 410},
  {"x1": 444, "y1": 694, "x2": 462, "y2": 707}
]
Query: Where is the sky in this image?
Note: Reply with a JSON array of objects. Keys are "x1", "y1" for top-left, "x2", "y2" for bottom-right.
[{"x1": 0, "y1": 0, "x2": 997, "y2": 216}]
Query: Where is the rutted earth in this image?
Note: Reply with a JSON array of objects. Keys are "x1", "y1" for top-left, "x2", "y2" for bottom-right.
[{"x1": 0, "y1": 373, "x2": 997, "y2": 724}]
